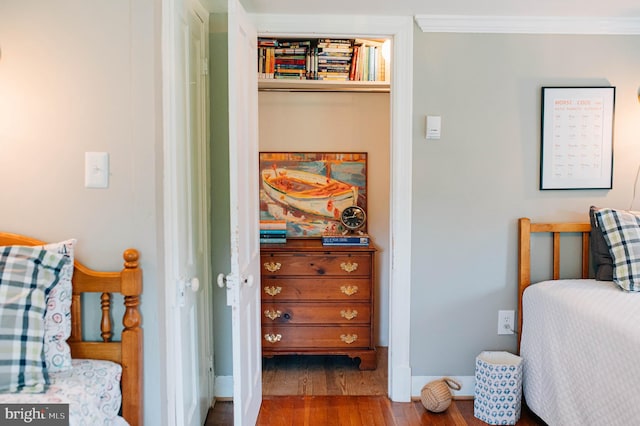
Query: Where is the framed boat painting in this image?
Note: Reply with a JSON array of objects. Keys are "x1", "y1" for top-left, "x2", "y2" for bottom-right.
[{"x1": 259, "y1": 152, "x2": 368, "y2": 237}]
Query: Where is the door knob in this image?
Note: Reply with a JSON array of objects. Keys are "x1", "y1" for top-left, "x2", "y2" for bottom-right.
[{"x1": 217, "y1": 273, "x2": 228, "y2": 288}]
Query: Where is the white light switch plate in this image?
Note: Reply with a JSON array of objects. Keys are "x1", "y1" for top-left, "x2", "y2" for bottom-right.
[
  {"x1": 85, "y1": 152, "x2": 109, "y2": 188},
  {"x1": 426, "y1": 115, "x2": 441, "y2": 139}
]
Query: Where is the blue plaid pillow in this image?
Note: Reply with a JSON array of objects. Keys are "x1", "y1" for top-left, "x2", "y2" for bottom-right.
[
  {"x1": 595, "y1": 208, "x2": 640, "y2": 292},
  {"x1": 0, "y1": 245, "x2": 69, "y2": 393}
]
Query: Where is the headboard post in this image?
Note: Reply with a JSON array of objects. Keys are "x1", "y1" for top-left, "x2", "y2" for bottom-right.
[
  {"x1": 517, "y1": 218, "x2": 531, "y2": 352},
  {"x1": 120, "y1": 248, "x2": 143, "y2": 426}
]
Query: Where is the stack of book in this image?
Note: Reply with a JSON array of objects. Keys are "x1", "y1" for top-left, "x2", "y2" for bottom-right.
[
  {"x1": 322, "y1": 233, "x2": 370, "y2": 246},
  {"x1": 350, "y1": 39, "x2": 386, "y2": 82},
  {"x1": 273, "y1": 40, "x2": 311, "y2": 80},
  {"x1": 257, "y1": 38, "x2": 277, "y2": 79},
  {"x1": 316, "y1": 39, "x2": 353, "y2": 81},
  {"x1": 260, "y1": 220, "x2": 287, "y2": 244}
]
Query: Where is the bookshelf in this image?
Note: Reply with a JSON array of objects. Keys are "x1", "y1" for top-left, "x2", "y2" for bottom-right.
[{"x1": 257, "y1": 37, "x2": 390, "y2": 92}]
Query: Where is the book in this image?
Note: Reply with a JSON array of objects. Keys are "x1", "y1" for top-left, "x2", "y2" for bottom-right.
[
  {"x1": 260, "y1": 220, "x2": 287, "y2": 229},
  {"x1": 259, "y1": 233, "x2": 287, "y2": 239},
  {"x1": 260, "y1": 237, "x2": 287, "y2": 244},
  {"x1": 322, "y1": 235, "x2": 370, "y2": 246},
  {"x1": 259, "y1": 229, "x2": 287, "y2": 235}
]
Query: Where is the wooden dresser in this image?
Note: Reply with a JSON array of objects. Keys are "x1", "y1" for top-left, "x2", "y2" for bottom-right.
[{"x1": 260, "y1": 239, "x2": 377, "y2": 370}]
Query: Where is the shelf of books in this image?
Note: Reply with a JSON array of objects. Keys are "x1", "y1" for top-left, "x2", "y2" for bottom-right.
[{"x1": 257, "y1": 37, "x2": 390, "y2": 92}]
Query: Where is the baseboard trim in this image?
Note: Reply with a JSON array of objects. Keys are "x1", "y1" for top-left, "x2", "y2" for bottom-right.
[
  {"x1": 214, "y1": 375, "x2": 233, "y2": 398},
  {"x1": 411, "y1": 375, "x2": 475, "y2": 398}
]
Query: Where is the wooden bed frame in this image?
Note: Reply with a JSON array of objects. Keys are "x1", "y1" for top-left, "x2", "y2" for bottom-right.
[
  {"x1": 0, "y1": 232, "x2": 143, "y2": 426},
  {"x1": 517, "y1": 218, "x2": 591, "y2": 352}
]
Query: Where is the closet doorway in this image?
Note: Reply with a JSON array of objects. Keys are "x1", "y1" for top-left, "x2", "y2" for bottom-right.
[
  {"x1": 258, "y1": 79, "x2": 391, "y2": 397},
  {"x1": 249, "y1": 14, "x2": 414, "y2": 404}
]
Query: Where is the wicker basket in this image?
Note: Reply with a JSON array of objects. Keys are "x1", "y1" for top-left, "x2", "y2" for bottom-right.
[{"x1": 420, "y1": 377, "x2": 462, "y2": 413}]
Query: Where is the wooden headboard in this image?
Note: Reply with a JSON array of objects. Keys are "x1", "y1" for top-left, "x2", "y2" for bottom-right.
[
  {"x1": 517, "y1": 218, "x2": 591, "y2": 351},
  {"x1": 0, "y1": 232, "x2": 143, "y2": 426}
]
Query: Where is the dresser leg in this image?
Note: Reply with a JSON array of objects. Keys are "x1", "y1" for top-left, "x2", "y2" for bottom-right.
[{"x1": 351, "y1": 349, "x2": 377, "y2": 370}]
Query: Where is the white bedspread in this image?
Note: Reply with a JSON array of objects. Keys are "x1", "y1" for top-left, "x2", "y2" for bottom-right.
[
  {"x1": 521, "y1": 279, "x2": 640, "y2": 426},
  {"x1": 0, "y1": 359, "x2": 125, "y2": 426}
]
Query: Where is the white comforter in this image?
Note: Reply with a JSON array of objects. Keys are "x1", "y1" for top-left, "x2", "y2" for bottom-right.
[
  {"x1": 521, "y1": 279, "x2": 640, "y2": 426},
  {"x1": 0, "y1": 359, "x2": 125, "y2": 426}
]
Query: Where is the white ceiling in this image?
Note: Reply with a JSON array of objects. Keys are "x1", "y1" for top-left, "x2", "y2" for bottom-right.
[{"x1": 238, "y1": 0, "x2": 640, "y2": 18}]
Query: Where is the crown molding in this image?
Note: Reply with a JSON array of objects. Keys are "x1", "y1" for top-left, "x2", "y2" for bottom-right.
[{"x1": 414, "y1": 15, "x2": 640, "y2": 35}]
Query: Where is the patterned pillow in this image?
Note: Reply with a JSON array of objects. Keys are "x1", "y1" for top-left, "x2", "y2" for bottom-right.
[
  {"x1": 0, "y1": 245, "x2": 69, "y2": 393},
  {"x1": 40, "y1": 240, "x2": 76, "y2": 372},
  {"x1": 594, "y1": 208, "x2": 640, "y2": 291},
  {"x1": 589, "y1": 206, "x2": 614, "y2": 281}
]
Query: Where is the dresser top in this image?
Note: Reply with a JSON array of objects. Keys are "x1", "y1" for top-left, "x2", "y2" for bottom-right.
[{"x1": 260, "y1": 238, "x2": 375, "y2": 253}]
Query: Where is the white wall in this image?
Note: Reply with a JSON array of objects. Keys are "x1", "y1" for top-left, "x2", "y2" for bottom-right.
[
  {"x1": 411, "y1": 28, "x2": 640, "y2": 393},
  {"x1": 0, "y1": 1, "x2": 164, "y2": 424}
]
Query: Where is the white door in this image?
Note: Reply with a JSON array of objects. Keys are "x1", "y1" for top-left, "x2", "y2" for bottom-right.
[
  {"x1": 162, "y1": 0, "x2": 211, "y2": 425},
  {"x1": 187, "y1": 3, "x2": 214, "y2": 422},
  {"x1": 225, "y1": 0, "x2": 262, "y2": 424}
]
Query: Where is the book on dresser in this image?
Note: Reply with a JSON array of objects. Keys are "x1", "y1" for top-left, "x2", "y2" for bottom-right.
[
  {"x1": 260, "y1": 219, "x2": 287, "y2": 244},
  {"x1": 322, "y1": 234, "x2": 370, "y2": 246}
]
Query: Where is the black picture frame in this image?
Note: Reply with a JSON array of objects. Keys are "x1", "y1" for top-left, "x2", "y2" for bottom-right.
[{"x1": 540, "y1": 86, "x2": 615, "y2": 190}]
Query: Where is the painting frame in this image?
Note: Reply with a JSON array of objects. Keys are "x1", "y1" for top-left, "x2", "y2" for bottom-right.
[
  {"x1": 259, "y1": 152, "x2": 368, "y2": 238},
  {"x1": 540, "y1": 86, "x2": 615, "y2": 190}
]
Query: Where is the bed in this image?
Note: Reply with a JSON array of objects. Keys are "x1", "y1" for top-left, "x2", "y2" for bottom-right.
[
  {"x1": 517, "y1": 215, "x2": 640, "y2": 425},
  {"x1": 0, "y1": 232, "x2": 143, "y2": 426}
]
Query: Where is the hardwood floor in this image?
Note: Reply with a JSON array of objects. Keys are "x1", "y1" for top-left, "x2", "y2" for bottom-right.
[
  {"x1": 262, "y1": 348, "x2": 387, "y2": 396},
  {"x1": 206, "y1": 348, "x2": 546, "y2": 425},
  {"x1": 205, "y1": 397, "x2": 547, "y2": 425}
]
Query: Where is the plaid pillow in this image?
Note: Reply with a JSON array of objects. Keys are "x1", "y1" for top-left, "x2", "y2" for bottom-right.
[
  {"x1": 40, "y1": 240, "x2": 75, "y2": 372},
  {"x1": 595, "y1": 208, "x2": 640, "y2": 292},
  {"x1": 0, "y1": 245, "x2": 69, "y2": 393}
]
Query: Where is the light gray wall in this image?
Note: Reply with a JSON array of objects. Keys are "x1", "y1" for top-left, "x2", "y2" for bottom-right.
[
  {"x1": 411, "y1": 27, "x2": 640, "y2": 376},
  {"x1": 0, "y1": 2, "x2": 164, "y2": 424},
  {"x1": 209, "y1": 13, "x2": 234, "y2": 376}
]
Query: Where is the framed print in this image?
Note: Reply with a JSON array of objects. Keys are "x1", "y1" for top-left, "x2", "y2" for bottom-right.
[
  {"x1": 259, "y1": 152, "x2": 367, "y2": 238},
  {"x1": 540, "y1": 86, "x2": 615, "y2": 190}
]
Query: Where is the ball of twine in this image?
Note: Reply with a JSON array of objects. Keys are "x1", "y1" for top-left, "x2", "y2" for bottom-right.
[{"x1": 420, "y1": 377, "x2": 461, "y2": 413}]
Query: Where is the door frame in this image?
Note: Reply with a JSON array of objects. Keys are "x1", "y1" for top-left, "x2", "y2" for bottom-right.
[{"x1": 252, "y1": 14, "x2": 414, "y2": 402}]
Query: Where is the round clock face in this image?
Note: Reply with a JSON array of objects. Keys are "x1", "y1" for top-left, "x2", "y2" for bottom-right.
[{"x1": 340, "y1": 206, "x2": 366, "y2": 230}]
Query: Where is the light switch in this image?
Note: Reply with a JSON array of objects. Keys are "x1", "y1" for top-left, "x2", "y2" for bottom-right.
[
  {"x1": 85, "y1": 152, "x2": 109, "y2": 188},
  {"x1": 426, "y1": 115, "x2": 441, "y2": 140}
]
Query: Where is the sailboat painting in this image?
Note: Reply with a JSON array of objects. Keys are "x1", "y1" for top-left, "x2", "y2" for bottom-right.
[{"x1": 259, "y1": 152, "x2": 367, "y2": 237}]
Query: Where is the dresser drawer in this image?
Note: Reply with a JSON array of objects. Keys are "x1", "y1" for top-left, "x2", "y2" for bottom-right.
[
  {"x1": 261, "y1": 277, "x2": 370, "y2": 301},
  {"x1": 261, "y1": 253, "x2": 371, "y2": 277},
  {"x1": 262, "y1": 325, "x2": 371, "y2": 349},
  {"x1": 262, "y1": 302, "x2": 370, "y2": 325}
]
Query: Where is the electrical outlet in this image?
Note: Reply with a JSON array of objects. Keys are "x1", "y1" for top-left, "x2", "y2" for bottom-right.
[{"x1": 497, "y1": 310, "x2": 515, "y2": 335}]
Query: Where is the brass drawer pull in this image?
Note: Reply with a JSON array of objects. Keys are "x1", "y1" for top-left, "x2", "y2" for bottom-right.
[
  {"x1": 340, "y1": 334, "x2": 358, "y2": 344},
  {"x1": 264, "y1": 286, "x2": 282, "y2": 296},
  {"x1": 264, "y1": 309, "x2": 282, "y2": 320},
  {"x1": 340, "y1": 309, "x2": 358, "y2": 320},
  {"x1": 264, "y1": 333, "x2": 282, "y2": 343},
  {"x1": 263, "y1": 262, "x2": 282, "y2": 272},
  {"x1": 340, "y1": 261, "x2": 358, "y2": 273},
  {"x1": 340, "y1": 285, "x2": 359, "y2": 296}
]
